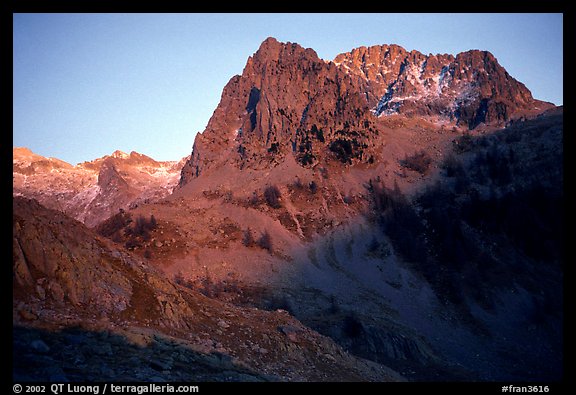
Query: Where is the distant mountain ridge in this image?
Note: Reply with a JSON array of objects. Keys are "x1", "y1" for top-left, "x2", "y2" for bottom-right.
[
  {"x1": 179, "y1": 37, "x2": 553, "y2": 185},
  {"x1": 13, "y1": 147, "x2": 187, "y2": 227}
]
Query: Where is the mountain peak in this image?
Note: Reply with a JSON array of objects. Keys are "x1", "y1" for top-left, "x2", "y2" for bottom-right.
[
  {"x1": 248, "y1": 37, "x2": 320, "y2": 69},
  {"x1": 260, "y1": 36, "x2": 281, "y2": 48},
  {"x1": 111, "y1": 150, "x2": 129, "y2": 159},
  {"x1": 179, "y1": 39, "x2": 555, "y2": 184},
  {"x1": 13, "y1": 147, "x2": 34, "y2": 156}
]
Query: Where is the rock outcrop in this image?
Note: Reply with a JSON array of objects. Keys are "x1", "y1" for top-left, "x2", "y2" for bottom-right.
[
  {"x1": 335, "y1": 45, "x2": 549, "y2": 127},
  {"x1": 180, "y1": 37, "x2": 553, "y2": 185}
]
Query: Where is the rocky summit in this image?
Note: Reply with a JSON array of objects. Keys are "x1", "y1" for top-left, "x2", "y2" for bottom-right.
[{"x1": 180, "y1": 37, "x2": 552, "y2": 184}]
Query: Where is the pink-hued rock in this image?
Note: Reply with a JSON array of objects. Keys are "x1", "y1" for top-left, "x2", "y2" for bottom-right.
[{"x1": 180, "y1": 38, "x2": 552, "y2": 185}]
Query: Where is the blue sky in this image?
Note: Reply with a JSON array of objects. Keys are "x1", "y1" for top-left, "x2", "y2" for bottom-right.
[{"x1": 13, "y1": 13, "x2": 563, "y2": 165}]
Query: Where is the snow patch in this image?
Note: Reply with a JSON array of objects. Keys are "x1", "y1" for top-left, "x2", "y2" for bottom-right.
[
  {"x1": 111, "y1": 150, "x2": 129, "y2": 159},
  {"x1": 436, "y1": 66, "x2": 453, "y2": 96}
]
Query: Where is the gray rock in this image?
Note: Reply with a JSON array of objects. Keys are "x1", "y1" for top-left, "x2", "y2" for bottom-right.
[
  {"x1": 30, "y1": 339, "x2": 50, "y2": 353},
  {"x1": 95, "y1": 342, "x2": 113, "y2": 356},
  {"x1": 277, "y1": 325, "x2": 300, "y2": 342},
  {"x1": 150, "y1": 359, "x2": 172, "y2": 371},
  {"x1": 64, "y1": 333, "x2": 85, "y2": 345},
  {"x1": 277, "y1": 325, "x2": 300, "y2": 335}
]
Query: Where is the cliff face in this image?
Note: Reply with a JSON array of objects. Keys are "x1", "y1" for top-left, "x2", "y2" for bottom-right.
[
  {"x1": 180, "y1": 37, "x2": 379, "y2": 184},
  {"x1": 180, "y1": 37, "x2": 552, "y2": 185}
]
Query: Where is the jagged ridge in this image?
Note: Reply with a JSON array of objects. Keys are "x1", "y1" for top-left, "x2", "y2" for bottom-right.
[
  {"x1": 13, "y1": 148, "x2": 186, "y2": 228},
  {"x1": 180, "y1": 37, "x2": 552, "y2": 185}
]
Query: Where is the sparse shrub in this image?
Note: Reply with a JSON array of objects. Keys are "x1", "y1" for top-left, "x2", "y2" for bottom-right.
[
  {"x1": 248, "y1": 192, "x2": 261, "y2": 207},
  {"x1": 96, "y1": 210, "x2": 132, "y2": 238},
  {"x1": 329, "y1": 138, "x2": 354, "y2": 164},
  {"x1": 309, "y1": 181, "x2": 318, "y2": 194},
  {"x1": 299, "y1": 152, "x2": 315, "y2": 166},
  {"x1": 174, "y1": 272, "x2": 185, "y2": 286},
  {"x1": 453, "y1": 132, "x2": 475, "y2": 153},
  {"x1": 268, "y1": 142, "x2": 280, "y2": 154},
  {"x1": 125, "y1": 239, "x2": 140, "y2": 250},
  {"x1": 400, "y1": 150, "x2": 432, "y2": 174},
  {"x1": 131, "y1": 214, "x2": 158, "y2": 237},
  {"x1": 257, "y1": 230, "x2": 273, "y2": 252},
  {"x1": 144, "y1": 249, "x2": 152, "y2": 259},
  {"x1": 200, "y1": 268, "x2": 215, "y2": 298},
  {"x1": 134, "y1": 215, "x2": 147, "y2": 235},
  {"x1": 223, "y1": 191, "x2": 233, "y2": 203},
  {"x1": 291, "y1": 177, "x2": 304, "y2": 190},
  {"x1": 174, "y1": 272, "x2": 197, "y2": 292},
  {"x1": 264, "y1": 185, "x2": 282, "y2": 209},
  {"x1": 243, "y1": 228, "x2": 255, "y2": 247},
  {"x1": 111, "y1": 230, "x2": 123, "y2": 243},
  {"x1": 361, "y1": 120, "x2": 562, "y2": 310}
]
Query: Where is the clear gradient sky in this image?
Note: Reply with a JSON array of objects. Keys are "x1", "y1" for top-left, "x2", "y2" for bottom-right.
[{"x1": 13, "y1": 13, "x2": 563, "y2": 165}]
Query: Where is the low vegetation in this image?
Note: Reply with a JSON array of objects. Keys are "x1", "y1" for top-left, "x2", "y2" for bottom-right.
[
  {"x1": 264, "y1": 185, "x2": 282, "y2": 209},
  {"x1": 96, "y1": 211, "x2": 158, "y2": 251},
  {"x1": 399, "y1": 150, "x2": 432, "y2": 174},
  {"x1": 242, "y1": 228, "x2": 273, "y2": 253},
  {"x1": 257, "y1": 230, "x2": 273, "y2": 252}
]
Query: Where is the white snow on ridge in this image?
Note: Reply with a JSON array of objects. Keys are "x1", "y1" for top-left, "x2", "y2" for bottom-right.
[
  {"x1": 146, "y1": 167, "x2": 180, "y2": 179},
  {"x1": 111, "y1": 150, "x2": 130, "y2": 159},
  {"x1": 70, "y1": 184, "x2": 101, "y2": 209},
  {"x1": 437, "y1": 66, "x2": 451, "y2": 95}
]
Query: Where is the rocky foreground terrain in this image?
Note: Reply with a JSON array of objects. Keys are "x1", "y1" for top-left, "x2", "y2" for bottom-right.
[
  {"x1": 13, "y1": 197, "x2": 403, "y2": 382},
  {"x1": 13, "y1": 38, "x2": 563, "y2": 382}
]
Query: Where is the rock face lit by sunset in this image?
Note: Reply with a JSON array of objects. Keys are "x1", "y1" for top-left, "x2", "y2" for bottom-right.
[{"x1": 13, "y1": 32, "x2": 563, "y2": 382}]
